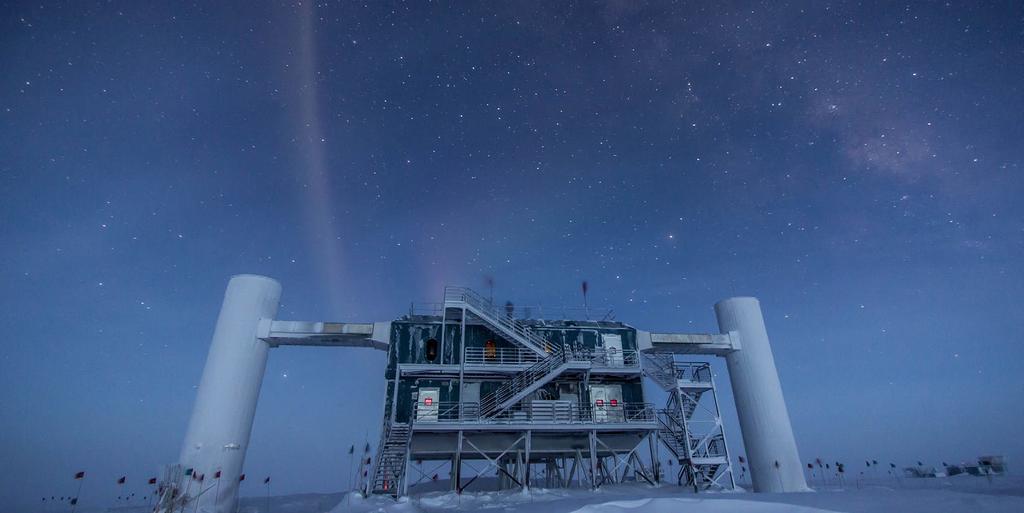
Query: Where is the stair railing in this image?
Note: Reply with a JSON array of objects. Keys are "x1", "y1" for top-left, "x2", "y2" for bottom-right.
[{"x1": 444, "y1": 286, "x2": 549, "y2": 353}]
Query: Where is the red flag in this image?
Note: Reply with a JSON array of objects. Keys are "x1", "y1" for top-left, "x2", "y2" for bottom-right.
[
  {"x1": 214, "y1": 470, "x2": 221, "y2": 479},
  {"x1": 74, "y1": 471, "x2": 85, "y2": 480},
  {"x1": 117, "y1": 476, "x2": 126, "y2": 485},
  {"x1": 263, "y1": 477, "x2": 270, "y2": 484},
  {"x1": 148, "y1": 478, "x2": 157, "y2": 485},
  {"x1": 239, "y1": 474, "x2": 246, "y2": 482}
]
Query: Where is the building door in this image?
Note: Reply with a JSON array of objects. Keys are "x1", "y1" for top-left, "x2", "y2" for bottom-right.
[
  {"x1": 589, "y1": 384, "x2": 623, "y2": 422},
  {"x1": 601, "y1": 333, "x2": 624, "y2": 367},
  {"x1": 416, "y1": 388, "x2": 440, "y2": 422}
]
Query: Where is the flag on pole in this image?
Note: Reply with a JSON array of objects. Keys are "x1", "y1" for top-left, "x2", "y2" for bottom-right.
[
  {"x1": 264, "y1": 477, "x2": 270, "y2": 484},
  {"x1": 117, "y1": 476, "x2": 126, "y2": 485},
  {"x1": 148, "y1": 478, "x2": 157, "y2": 485},
  {"x1": 214, "y1": 470, "x2": 221, "y2": 479},
  {"x1": 348, "y1": 445, "x2": 354, "y2": 455},
  {"x1": 70, "y1": 498, "x2": 78, "y2": 505},
  {"x1": 185, "y1": 468, "x2": 194, "y2": 476},
  {"x1": 239, "y1": 474, "x2": 246, "y2": 482},
  {"x1": 74, "y1": 471, "x2": 85, "y2": 479}
]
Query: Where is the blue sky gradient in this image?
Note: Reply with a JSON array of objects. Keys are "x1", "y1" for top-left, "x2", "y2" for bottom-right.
[{"x1": 1, "y1": 1, "x2": 1022, "y2": 510}]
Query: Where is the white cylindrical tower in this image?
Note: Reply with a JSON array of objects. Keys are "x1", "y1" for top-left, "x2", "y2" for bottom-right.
[
  {"x1": 178, "y1": 275, "x2": 282, "y2": 513},
  {"x1": 715, "y1": 297, "x2": 809, "y2": 493}
]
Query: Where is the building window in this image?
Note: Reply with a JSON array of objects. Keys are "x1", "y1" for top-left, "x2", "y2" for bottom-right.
[{"x1": 424, "y1": 338, "x2": 439, "y2": 362}]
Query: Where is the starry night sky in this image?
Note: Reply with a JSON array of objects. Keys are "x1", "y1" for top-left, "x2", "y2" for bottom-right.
[{"x1": 2, "y1": 1, "x2": 1023, "y2": 510}]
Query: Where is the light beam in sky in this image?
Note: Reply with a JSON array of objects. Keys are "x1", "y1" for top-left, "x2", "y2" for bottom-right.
[{"x1": 295, "y1": 1, "x2": 347, "y2": 315}]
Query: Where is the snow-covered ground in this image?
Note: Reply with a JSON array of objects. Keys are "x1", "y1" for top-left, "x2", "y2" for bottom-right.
[
  {"x1": 84, "y1": 476, "x2": 1019, "y2": 513},
  {"x1": 280, "y1": 475, "x2": 1023, "y2": 513}
]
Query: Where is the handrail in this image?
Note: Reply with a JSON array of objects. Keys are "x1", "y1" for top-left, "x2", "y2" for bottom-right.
[
  {"x1": 465, "y1": 347, "x2": 544, "y2": 366},
  {"x1": 444, "y1": 286, "x2": 551, "y2": 353},
  {"x1": 466, "y1": 347, "x2": 639, "y2": 368},
  {"x1": 411, "y1": 301, "x2": 615, "y2": 321},
  {"x1": 414, "y1": 401, "x2": 657, "y2": 424},
  {"x1": 673, "y1": 362, "x2": 713, "y2": 383}
]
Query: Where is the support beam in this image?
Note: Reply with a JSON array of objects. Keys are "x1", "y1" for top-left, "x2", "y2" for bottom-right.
[
  {"x1": 257, "y1": 320, "x2": 389, "y2": 350},
  {"x1": 589, "y1": 431, "x2": 598, "y2": 489},
  {"x1": 524, "y1": 431, "x2": 532, "y2": 490},
  {"x1": 453, "y1": 431, "x2": 463, "y2": 492},
  {"x1": 638, "y1": 330, "x2": 740, "y2": 356},
  {"x1": 649, "y1": 430, "x2": 661, "y2": 484}
]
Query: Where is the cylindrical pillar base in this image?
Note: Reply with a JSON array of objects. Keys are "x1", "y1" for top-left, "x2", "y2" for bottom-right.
[
  {"x1": 178, "y1": 275, "x2": 282, "y2": 513},
  {"x1": 716, "y1": 297, "x2": 809, "y2": 493}
]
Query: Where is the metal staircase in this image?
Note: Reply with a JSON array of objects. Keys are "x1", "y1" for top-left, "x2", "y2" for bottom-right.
[
  {"x1": 642, "y1": 352, "x2": 735, "y2": 490},
  {"x1": 478, "y1": 349, "x2": 590, "y2": 417},
  {"x1": 367, "y1": 422, "x2": 411, "y2": 496},
  {"x1": 445, "y1": 286, "x2": 593, "y2": 418},
  {"x1": 443, "y1": 287, "x2": 550, "y2": 356},
  {"x1": 643, "y1": 351, "x2": 678, "y2": 391}
]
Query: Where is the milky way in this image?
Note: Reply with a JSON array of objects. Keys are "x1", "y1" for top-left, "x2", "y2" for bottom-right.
[{"x1": 1, "y1": 2, "x2": 1021, "y2": 510}]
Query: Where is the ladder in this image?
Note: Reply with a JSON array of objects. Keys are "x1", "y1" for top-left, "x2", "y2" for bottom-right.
[{"x1": 367, "y1": 422, "x2": 411, "y2": 496}]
